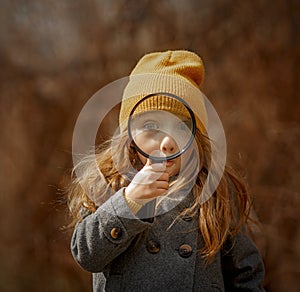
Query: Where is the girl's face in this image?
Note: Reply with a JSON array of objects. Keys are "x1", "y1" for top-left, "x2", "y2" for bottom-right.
[{"x1": 130, "y1": 111, "x2": 193, "y2": 177}]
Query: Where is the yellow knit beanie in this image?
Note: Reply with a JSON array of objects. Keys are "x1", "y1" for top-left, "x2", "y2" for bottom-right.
[{"x1": 119, "y1": 50, "x2": 207, "y2": 133}]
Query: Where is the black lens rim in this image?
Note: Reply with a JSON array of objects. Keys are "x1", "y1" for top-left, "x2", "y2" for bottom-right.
[{"x1": 128, "y1": 92, "x2": 197, "y2": 162}]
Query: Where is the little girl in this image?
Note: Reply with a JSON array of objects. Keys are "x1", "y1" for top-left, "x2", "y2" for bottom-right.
[{"x1": 67, "y1": 50, "x2": 265, "y2": 291}]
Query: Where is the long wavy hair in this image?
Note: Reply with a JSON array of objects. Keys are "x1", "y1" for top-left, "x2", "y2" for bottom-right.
[{"x1": 66, "y1": 128, "x2": 252, "y2": 262}]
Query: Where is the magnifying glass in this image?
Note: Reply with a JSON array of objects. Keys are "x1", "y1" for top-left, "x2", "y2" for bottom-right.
[{"x1": 127, "y1": 92, "x2": 197, "y2": 219}]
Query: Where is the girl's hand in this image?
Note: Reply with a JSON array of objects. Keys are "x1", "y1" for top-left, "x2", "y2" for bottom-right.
[{"x1": 125, "y1": 159, "x2": 169, "y2": 205}]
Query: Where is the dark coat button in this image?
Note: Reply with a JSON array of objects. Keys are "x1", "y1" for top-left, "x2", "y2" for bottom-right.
[
  {"x1": 178, "y1": 244, "x2": 193, "y2": 258},
  {"x1": 110, "y1": 227, "x2": 122, "y2": 239},
  {"x1": 146, "y1": 240, "x2": 160, "y2": 254}
]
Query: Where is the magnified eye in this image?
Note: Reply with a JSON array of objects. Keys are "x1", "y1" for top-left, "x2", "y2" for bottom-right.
[
  {"x1": 178, "y1": 120, "x2": 192, "y2": 131},
  {"x1": 143, "y1": 120, "x2": 159, "y2": 130}
]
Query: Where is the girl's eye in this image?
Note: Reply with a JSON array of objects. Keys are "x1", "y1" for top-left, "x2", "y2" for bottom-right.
[
  {"x1": 143, "y1": 121, "x2": 159, "y2": 130},
  {"x1": 178, "y1": 121, "x2": 191, "y2": 131}
]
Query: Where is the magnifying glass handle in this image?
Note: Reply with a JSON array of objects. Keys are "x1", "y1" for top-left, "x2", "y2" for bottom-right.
[
  {"x1": 136, "y1": 199, "x2": 156, "y2": 222},
  {"x1": 136, "y1": 158, "x2": 161, "y2": 222}
]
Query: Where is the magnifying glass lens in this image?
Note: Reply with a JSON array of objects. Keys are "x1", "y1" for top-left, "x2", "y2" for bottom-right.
[{"x1": 128, "y1": 93, "x2": 196, "y2": 162}]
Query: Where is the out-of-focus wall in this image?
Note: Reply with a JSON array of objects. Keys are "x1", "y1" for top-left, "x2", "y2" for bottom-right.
[{"x1": 0, "y1": 0, "x2": 298, "y2": 291}]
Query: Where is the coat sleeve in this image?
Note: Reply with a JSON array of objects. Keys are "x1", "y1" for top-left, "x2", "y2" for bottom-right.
[
  {"x1": 70, "y1": 188, "x2": 151, "y2": 273},
  {"x1": 221, "y1": 230, "x2": 265, "y2": 291}
]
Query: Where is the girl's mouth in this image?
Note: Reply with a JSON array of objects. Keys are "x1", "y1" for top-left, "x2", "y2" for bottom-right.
[{"x1": 166, "y1": 160, "x2": 174, "y2": 166}]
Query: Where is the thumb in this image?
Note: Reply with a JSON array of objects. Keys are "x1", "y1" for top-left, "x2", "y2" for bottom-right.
[{"x1": 146, "y1": 158, "x2": 152, "y2": 166}]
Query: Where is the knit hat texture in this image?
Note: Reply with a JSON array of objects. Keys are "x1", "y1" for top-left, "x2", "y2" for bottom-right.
[{"x1": 119, "y1": 50, "x2": 207, "y2": 133}]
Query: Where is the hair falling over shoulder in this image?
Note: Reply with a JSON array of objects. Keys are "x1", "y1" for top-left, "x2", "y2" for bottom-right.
[
  {"x1": 66, "y1": 129, "x2": 252, "y2": 262},
  {"x1": 66, "y1": 131, "x2": 135, "y2": 227},
  {"x1": 192, "y1": 130, "x2": 252, "y2": 262}
]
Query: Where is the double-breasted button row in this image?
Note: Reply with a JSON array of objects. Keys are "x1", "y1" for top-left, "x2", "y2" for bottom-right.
[
  {"x1": 146, "y1": 240, "x2": 193, "y2": 258},
  {"x1": 110, "y1": 227, "x2": 122, "y2": 239}
]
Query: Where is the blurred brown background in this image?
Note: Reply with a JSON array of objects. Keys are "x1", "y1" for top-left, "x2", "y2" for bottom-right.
[{"x1": 0, "y1": 0, "x2": 299, "y2": 291}]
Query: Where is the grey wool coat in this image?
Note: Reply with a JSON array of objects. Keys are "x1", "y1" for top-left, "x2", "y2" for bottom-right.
[{"x1": 71, "y1": 189, "x2": 265, "y2": 291}]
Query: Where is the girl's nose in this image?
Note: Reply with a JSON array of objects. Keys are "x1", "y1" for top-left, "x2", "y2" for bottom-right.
[{"x1": 160, "y1": 136, "x2": 177, "y2": 154}]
